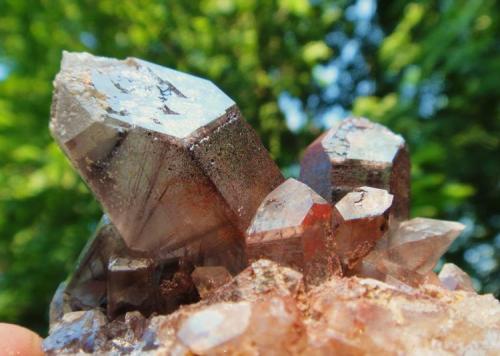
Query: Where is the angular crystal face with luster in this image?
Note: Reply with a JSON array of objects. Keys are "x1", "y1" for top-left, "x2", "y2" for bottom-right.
[
  {"x1": 50, "y1": 52, "x2": 283, "y2": 265},
  {"x1": 354, "y1": 217, "x2": 465, "y2": 287},
  {"x1": 245, "y1": 178, "x2": 342, "y2": 286},
  {"x1": 332, "y1": 186, "x2": 393, "y2": 271},
  {"x1": 300, "y1": 117, "x2": 410, "y2": 219}
]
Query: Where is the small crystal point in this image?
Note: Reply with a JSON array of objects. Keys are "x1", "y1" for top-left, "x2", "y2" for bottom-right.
[
  {"x1": 332, "y1": 186, "x2": 393, "y2": 270},
  {"x1": 246, "y1": 179, "x2": 342, "y2": 286},
  {"x1": 439, "y1": 263, "x2": 475, "y2": 292},
  {"x1": 51, "y1": 51, "x2": 283, "y2": 263},
  {"x1": 191, "y1": 266, "x2": 232, "y2": 299},
  {"x1": 381, "y1": 217, "x2": 465, "y2": 274},
  {"x1": 300, "y1": 117, "x2": 410, "y2": 219}
]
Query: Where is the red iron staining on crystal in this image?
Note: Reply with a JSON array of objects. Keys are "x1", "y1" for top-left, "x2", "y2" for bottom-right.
[{"x1": 245, "y1": 179, "x2": 342, "y2": 286}]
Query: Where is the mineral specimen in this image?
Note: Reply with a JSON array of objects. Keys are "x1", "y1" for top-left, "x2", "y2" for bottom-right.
[
  {"x1": 44, "y1": 52, "x2": 499, "y2": 355},
  {"x1": 299, "y1": 117, "x2": 410, "y2": 219},
  {"x1": 245, "y1": 178, "x2": 341, "y2": 286},
  {"x1": 332, "y1": 186, "x2": 393, "y2": 270},
  {"x1": 50, "y1": 52, "x2": 283, "y2": 267}
]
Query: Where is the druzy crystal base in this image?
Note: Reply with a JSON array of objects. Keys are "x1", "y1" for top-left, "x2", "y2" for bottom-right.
[{"x1": 44, "y1": 53, "x2": 500, "y2": 355}]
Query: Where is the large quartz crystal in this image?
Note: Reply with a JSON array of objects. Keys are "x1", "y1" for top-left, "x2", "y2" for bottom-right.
[
  {"x1": 50, "y1": 52, "x2": 283, "y2": 268},
  {"x1": 45, "y1": 53, "x2": 499, "y2": 354},
  {"x1": 245, "y1": 178, "x2": 341, "y2": 286},
  {"x1": 300, "y1": 117, "x2": 410, "y2": 219}
]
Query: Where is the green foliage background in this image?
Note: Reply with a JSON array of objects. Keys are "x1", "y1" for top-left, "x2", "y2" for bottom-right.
[{"x1": 0, "y1": 0, "x2": 498, "y2": 334}]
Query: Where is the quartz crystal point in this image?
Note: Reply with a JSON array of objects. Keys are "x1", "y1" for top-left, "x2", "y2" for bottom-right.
[
  {"x1": 50, "y1": 52, "x2": 283, "y2": 269},
  {"x1": 332, "y1": 186, "x2": 393, "y2": 270},
  {"x1": 61, "y1": 215, "x2": 128, "y2": 314},
  {"x1": 300, "y1": 117, "x2": 410, "y2": 219},
  {"x1": 439, "y1": 263, "x2": 475, "y2": 292},
  {"x1": 353, "y1": 217, "x2": 465, "y2": 287},
  {"x1": 245, "y1": 179, "x2": 341, "y2": 286},
  {"x1": 375, "y1": 217, "x2": 465, "y2": 275},
  {"x1": 191, "y1": 266, "x2": 232, "y2": 299}
]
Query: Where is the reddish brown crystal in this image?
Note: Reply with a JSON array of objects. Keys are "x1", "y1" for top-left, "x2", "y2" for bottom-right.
[
  {"x1": 246, "y1": 178, "x2": 341, "y2": 286},
  {"x1": 300, "y1": 117, "x2": 410, "y2": 219},
  {"x1": 332, "y1": 186, "x2": 393, "y2": 270},
  {"x1": 191, "y1": 266, "x2": 232, "y2": 299}
]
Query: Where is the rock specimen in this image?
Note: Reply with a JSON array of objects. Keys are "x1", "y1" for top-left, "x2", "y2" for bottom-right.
[
  {"x1": 332, "y1": 186, "x2": 393, "y2": 270},
  {"x1": 300, "y1": 117, "x2": 410, "y2": 219},
  {"x1": 50, "y1": 51, "x2": 283, "y2": 269},
  {"x1": 45, "y1": 53, "x2": 499, "y2": 355},
  {"x1": 245, "y1": 178, "x2": 341, "y2": 286}
]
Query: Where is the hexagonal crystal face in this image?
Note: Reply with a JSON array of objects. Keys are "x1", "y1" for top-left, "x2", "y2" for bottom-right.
[
  {"x1": 332, "y1": 187, "x2": 393, "y2": 270},
  {"x1": 300, "y1": 117, "x2": 410, "y2": 219},
  {"x1": 58, "y1": 52, "x2": 235, "y2": 139},
  {"x1": 322, "y1": 118, "x2": 404, "y2": 163}
]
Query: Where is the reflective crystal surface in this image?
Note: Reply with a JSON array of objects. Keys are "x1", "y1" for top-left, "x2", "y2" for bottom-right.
[
  {"x1": 375, "y1": 217, "x2": 464, "y2": 275},
  {"x1": 50, "y1": 52, "x2": 283, "y2": 264},
  {"x1": 246, "y1": 178, "x2": 342, "y2": 286},
  {"x1": 332, "y1": 186, "x2": 393, "y2": 270},
  {"x1": 300, "y1": 117, "x2": 410, "y2": 219},
  {"x1": 60, "y1": 215, "x2": 127, "y2": 313}
]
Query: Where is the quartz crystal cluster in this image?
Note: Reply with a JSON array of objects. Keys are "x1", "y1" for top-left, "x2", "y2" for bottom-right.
[{"x1": 44, "y1": 53, "x2": 500, "y2": 355}]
